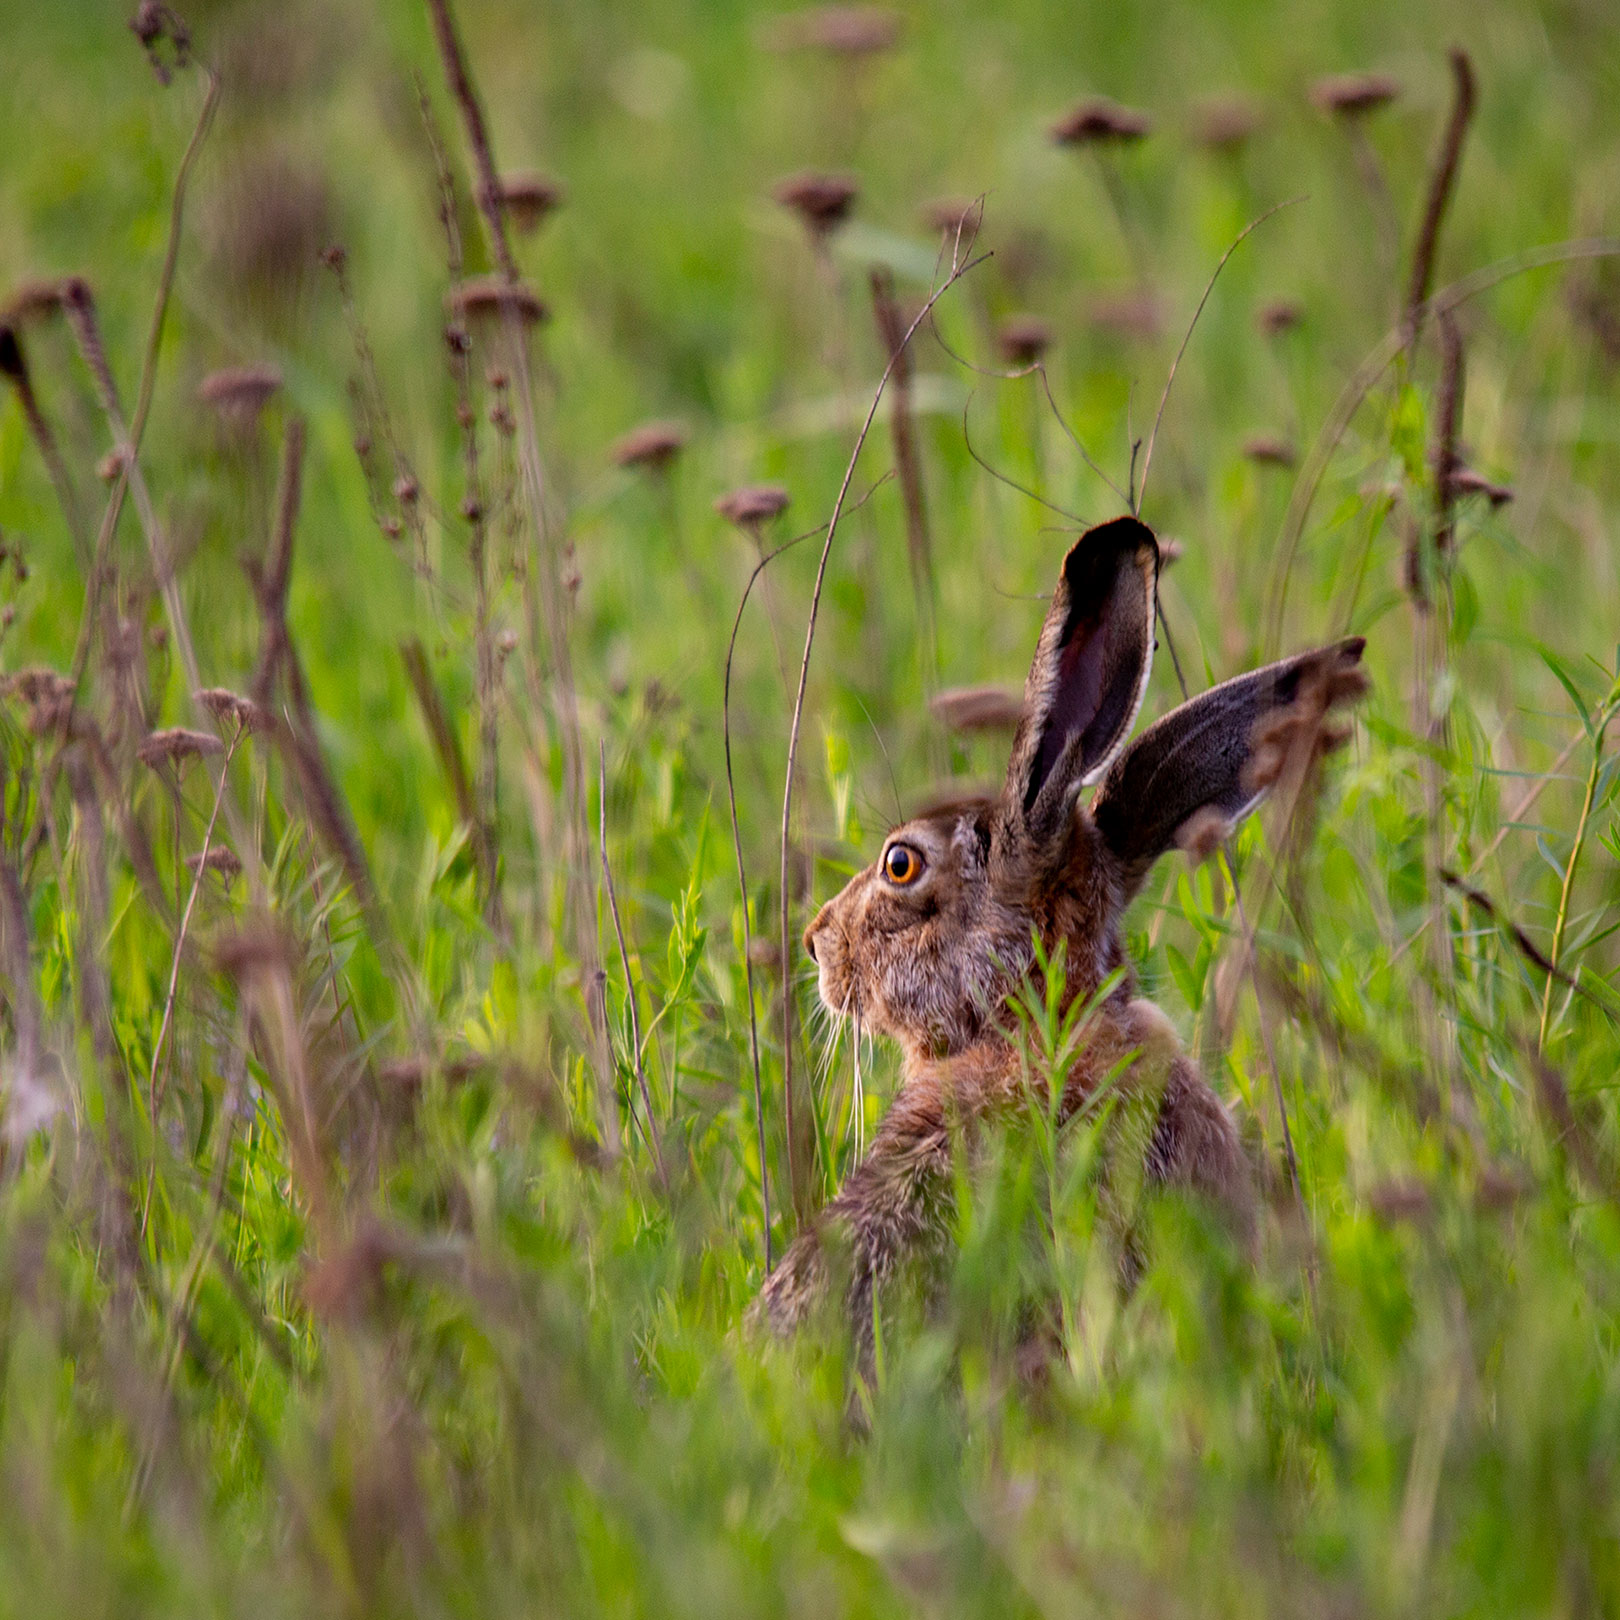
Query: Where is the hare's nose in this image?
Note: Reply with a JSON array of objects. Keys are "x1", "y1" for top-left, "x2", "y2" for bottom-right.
[{"x1": 802, "y1": 925, "x2": 818, "y2": 963}]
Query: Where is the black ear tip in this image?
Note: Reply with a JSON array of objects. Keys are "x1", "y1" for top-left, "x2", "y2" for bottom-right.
[
  {"x1": 1339, "y1": 635, "x2": 1368, "y2": 661},
  {"x1": 1063, "y1": 514, "x2": 1160, "y2": 589}
]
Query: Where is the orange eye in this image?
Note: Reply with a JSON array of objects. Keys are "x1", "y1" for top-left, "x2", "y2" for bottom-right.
[{"x1": 883, "y1": 843, "x2": 924, "y2": 886}]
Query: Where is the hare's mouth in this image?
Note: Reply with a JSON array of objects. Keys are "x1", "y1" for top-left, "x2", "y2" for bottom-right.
[{"x1": 806, "y1": 930, "x2": 857, "y2": 1024}]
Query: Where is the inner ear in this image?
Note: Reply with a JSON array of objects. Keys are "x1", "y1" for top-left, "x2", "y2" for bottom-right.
[{"x1": 1004, "y1": 516, "x2": 1158, "y2": 833}]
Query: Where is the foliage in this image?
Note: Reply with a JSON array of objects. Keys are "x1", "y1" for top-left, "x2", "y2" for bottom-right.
[{"x1": 0, "y1": 0, "x2": 1619, "y2": 1613}]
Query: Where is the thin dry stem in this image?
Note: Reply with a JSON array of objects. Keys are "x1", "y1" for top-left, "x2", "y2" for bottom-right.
[
  {"x1": 1267, "y1": 237, "x2": 1620, "y2": 651},
  {"x1": 1137, "y1": 198, "x2": 1301, "y2": 514},
  {"x1": 776, "y1": 250, "x2": 989, "y2": 1220},
  {"x1": 1403, "y1": 49, "x2": 1477, "y2": 355}
]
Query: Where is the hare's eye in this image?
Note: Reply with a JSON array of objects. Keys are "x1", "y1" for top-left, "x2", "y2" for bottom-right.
[{"x1": 882, "y1": 843, "x2": 924, "y2": 886}]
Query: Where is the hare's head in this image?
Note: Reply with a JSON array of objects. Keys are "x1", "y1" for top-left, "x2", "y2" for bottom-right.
[{"x1": 804, "y1": 516, "x2": 1365, "y2": 1064}]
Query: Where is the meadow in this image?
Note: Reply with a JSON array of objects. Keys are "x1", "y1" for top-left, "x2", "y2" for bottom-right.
[{"x1": 1, "y1": 0, "x2": 1619, "y2": 1612}]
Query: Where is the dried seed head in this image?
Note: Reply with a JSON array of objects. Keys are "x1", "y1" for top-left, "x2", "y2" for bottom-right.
[
  {"x1": 496, "y1": 172, "x2": 566, "y2": 235},
  {"x1": 444, "y1": 323, "x2": 471, "y2": 355},
  {"x1": 6, "y1": 668, "x2": 73, "y2": 707},
  {"x1": 393, "y1": 474, "x2": 419, "y2": 505},
  {"x1": 1243, "y1": 434, "x2": 1297, "y2": 468},
  {"x1": 1, "y1": 279, "x2": 68, "y2": 326},
  {"x1": 1175, "y1": 805, "x2": 1233, "y2": 867},
  {"x1": 1240, "y1": 651, "x2": 1369, "y2": 798},
  {"x1": 186, "y1": 846, "x2": 243, "y2": 881},
  {"x1": 1051, "y1": 98, "x2": 1153, "y2": 146},
  {"x1": 772, "y1": 171, "x2": 859, "y2": 237},
  {"x1": 6, "y1": 668, "x2": 79, "y2": 738},
  {"x1": 715, "y1": 484, "x2": 791, "y2": 527},
  {"x1": 1475, "y1": 1162, "x2": 1529, "y2": 1212},
  {"x1": 208, "y1": 153, "x2": 331, "y2": 300},
  {"x1": 922, "y1": 196, "x2": 983, "y2": 238},
  {"x1": 213, "y1": 915, "x2": 297, "y2": 984},
  {"x1": 1447, "y1": 466, "x2": 1513, "y2": 507},
  {"x1": 1088, "y1": 289, "x2": 1163, "y2": 341},
  {"x1": 611, "y1": 418, "x2": 689, "y2": 471},
  {"x1": 495, "y1": 628, "x2": 519, "y2": 655},
  {"x1": 320, "y1": 243, "x2": 348, "y2": 273},
  {"x1": 1310, "y1": 72, "x2": 1400, "y2": 118},
  {"x1": 766, "y1": 6, "x2": 902, "y2": 55},
  {"x1": 444, "y1": 275, "x2": 549, "y2": 326},
  {"x1": 1157, "y1": 536, "x2": 1185, "y2": 567},
  {"x1": 194, "y1": 687, "x2": 273, "y2": 734},
  {"x1": 130, "y1": 0, "x2": 191, "y2": 83},
  {"x1": 1257, "y1": 298, "x2": 1305, "y2": 337},
  {"x1": 1367, "y1": 1177, "x2": 1431, "y2": 1225},
  {"x1": 1569, "y1": 273, "x2": 1620, "y2": 364},
  {"x1": 929, "y1": 685, "x2": 1024, "y2": 734},
  {"x1": 137, "y1": 726, "x2": 225, "y2": 768},
  {"x1": 995, "y1": 314, "x2": 1051, "y2": 366},
  {"x1": 198, "y1": 364, "x2": 282, "y2": 428},
  {"x1": 1193, "y1": 95, "x2": 1263, "y2": 151}
]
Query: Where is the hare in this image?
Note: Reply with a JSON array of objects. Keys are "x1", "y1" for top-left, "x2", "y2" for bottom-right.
[{"x1": 754, "y1": 514, "x2": 1365, "y2": 1339}]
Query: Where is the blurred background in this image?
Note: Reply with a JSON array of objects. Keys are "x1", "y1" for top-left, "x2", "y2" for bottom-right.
[{"x1": 2, "y1": 1, "x2": 1620, "y2": 1614}]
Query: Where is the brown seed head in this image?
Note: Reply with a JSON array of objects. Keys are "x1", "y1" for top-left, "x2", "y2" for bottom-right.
[
  {"x1": 1157, "y1": 536, "x2": 1185, "y2": 567},
  {"x1": 137, "y1": 726, "x2": 225, "y2": 768},
  {"x1": 213, "y1": 914, "x2": 298, "y2": 985},
  {"x1": 1367, "y1": 1177, "x2": 1431, "y2": 1225},
  {"x1": 922, "y1": 196, "x2": 984, "y2": 239},
  {"x1": 6, "y1": 668, "x2": 74, "y2": 708},
  {"x1": 996, "y1": 314, "x2": 1051, "y2": 366},
  {"x1": 194, "y1": 687, "x2": 274, "y2": 734},
  {"x1": 187, "y1": 846, "x2": 243, "y2": 881},
  {"x1": 1257, "y1": 298, "x2": 1305, "y2": 337},
  {"x1": 209, "y1": 154, "x2": 331, "y2": 298},
  {"x1": 198, "y1": 364, "x2": 282, "y2": 427},
  {"x1": 772, "y1": 171, "x2": 859, "y2": 236},
  {"x1": 1051, "y1": 98, "x2": 1153, "y2": 146},
  {"x1": 929, "y1": 685, "x2": 1024, "y2": 733},
  {"x1": 1, "y1": 279, "x2": 68, "y2": 326},
  {"x1": 1447, "y1": 466, "x2": 1513, "y2": 507},
  {"x1": 1193, "y1": 95, "x2": 1263, "y2": 151},
  {"x1": 1243, "y1": 434, "x2": 1297, "y2": 468},
  {"x1": 1241, "y1": 654, "x2": 1369, "y2": 799},
  {"x1": 497, "y1": 172, "x2": 566, "y2": 235},
  {"x1": 715, "y1": 484, "x2": 791, "y2": 527},
  {"x1": 130, "y1": 0, "x2": 191, "y2": 83},
  {"x1": 1310, "y1": 72, "x2": 1400, "y2": 118},
  {"x1": 445, "y1": 276, "x2": 549, "y2": 326},
  {"x1": 1088, "y1": 289, "x2": 1163, "y2": 341},
  {"x1": 1176, "y1": 805, "x2": 1234, "y2": 867},
  {"x1": 766, "y1": 6, "x2": 902, "y2": 55},
  {"x1": 611, "y1": 418, "x2": 689, "y2": 471}
]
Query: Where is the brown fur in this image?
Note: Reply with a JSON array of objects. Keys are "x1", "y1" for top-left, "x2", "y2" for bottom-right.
[{"x1": 752, "y1": 516, "x2": 1362, "y2": 1341}]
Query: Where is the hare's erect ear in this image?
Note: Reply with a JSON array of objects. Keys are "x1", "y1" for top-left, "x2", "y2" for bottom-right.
[
  {"x1": 1091, "y1": 636, "x2": 1367, "y2": 902},
  {"x1": 1000, "y1": 516, "x2": 1158, "y2": 847}
]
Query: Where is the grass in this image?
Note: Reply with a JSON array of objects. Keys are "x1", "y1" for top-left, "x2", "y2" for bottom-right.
[{"x1": 1, "y1": 0, "x2": 1619, "y2": 1612}]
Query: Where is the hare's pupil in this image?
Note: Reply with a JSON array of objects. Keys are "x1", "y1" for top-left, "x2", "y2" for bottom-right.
[{"x1": 886, "y1": 846, "x2": 913, "y2": 882}]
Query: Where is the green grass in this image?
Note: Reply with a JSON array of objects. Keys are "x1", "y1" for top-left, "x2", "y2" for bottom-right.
[{"x1": 1, "y1": 0, "x2": 1619, "y2": 1612}]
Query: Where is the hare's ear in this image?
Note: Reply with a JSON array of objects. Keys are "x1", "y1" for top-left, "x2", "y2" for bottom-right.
[
  {"x1": 999, "y1": 516, "x2": 1158, "y2": 848},
  {"x1": 1091, "y1": 637, "x2": 1367, "y2": 902}
]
